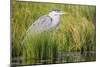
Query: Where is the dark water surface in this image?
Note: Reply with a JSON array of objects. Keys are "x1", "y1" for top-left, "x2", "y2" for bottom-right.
[{"x1": 11, "y1": 51, "x2": 96, "y2": 66}]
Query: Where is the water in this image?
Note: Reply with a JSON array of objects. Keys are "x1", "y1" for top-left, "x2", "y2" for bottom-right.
[{"x1": 11, "y1": 51, "x2": 96, "y2": 66}]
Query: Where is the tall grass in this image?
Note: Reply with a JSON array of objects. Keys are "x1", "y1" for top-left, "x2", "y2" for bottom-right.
[{"x1": 11, "y1": 0, "x2": 96, "y2": 65}]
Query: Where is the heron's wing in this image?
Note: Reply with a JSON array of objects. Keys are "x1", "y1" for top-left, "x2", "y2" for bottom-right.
[{"x1": 27, "y1": 15, "x2": 52, "y2": 34}]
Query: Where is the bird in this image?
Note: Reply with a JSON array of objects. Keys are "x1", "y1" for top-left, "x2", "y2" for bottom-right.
[
  {"x1": 27, "y1": 9, "x2": 68, "y2": 35},
  {"x1": 21, "y1": 9, "x2": 68, "y2": 45}
]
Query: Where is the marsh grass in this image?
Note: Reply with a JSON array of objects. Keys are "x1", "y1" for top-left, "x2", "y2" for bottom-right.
[{"x1": 11, "y1": 0, "x2": 96, "y2": 65}]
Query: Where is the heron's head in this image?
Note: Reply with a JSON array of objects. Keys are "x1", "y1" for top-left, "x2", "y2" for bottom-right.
[{"x1": 49, "y1": 9, "x2": 68, "y2": 17}]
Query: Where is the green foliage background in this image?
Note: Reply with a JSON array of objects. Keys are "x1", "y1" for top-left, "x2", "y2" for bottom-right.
[{"x1": 11, "y1": 0, "x2": 96, "y2": 65}]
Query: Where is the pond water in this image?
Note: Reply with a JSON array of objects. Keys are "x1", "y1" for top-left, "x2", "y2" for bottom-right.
[{"x1": 11, "y1": 51, "x2": 96, "y2": 66}]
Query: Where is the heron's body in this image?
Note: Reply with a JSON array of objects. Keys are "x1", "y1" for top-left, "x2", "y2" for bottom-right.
[
  {"x1": 27, "y1": 12, "x2": 60, "y2": 35},
  {"x1": 21, "y1": 9, "x2": 67, "y2": 45}
]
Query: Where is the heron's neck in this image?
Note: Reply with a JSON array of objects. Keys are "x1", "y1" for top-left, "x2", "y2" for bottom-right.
[{"x1": 48, "y1": 14, "x2": 60, "y2": 27}]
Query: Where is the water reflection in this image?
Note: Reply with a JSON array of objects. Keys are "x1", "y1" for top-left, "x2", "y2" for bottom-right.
[{"x1": 11, "y1": 51, "x2": 96, "y2": 66}]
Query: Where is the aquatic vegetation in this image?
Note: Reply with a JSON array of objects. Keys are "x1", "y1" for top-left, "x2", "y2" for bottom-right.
[{"x1": 11, "y1": 0, "x2": 96, "y2": 65}]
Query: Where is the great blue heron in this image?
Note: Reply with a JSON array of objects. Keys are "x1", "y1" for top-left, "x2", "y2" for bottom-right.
[
  {"x1": 27, "y1": 9, "x2": 68, "y2": 35},
  {"x1": 21, "y1": 9, "x2": 68, "y2": 45}
]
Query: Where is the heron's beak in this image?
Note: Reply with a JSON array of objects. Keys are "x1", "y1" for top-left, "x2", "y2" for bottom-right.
[{"x1": 59, "y1": 12, "x2": 69, "y2": 15}]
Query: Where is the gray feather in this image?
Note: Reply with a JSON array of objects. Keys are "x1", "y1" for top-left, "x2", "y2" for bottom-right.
[{"x1": 27, "y1": 15, "x2": 52, "y2": 35}]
